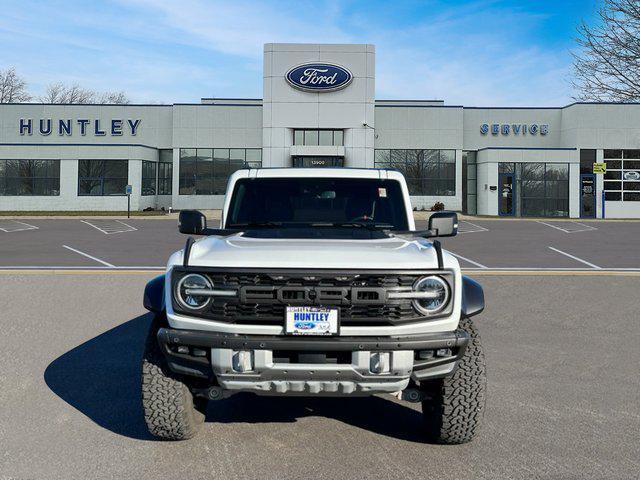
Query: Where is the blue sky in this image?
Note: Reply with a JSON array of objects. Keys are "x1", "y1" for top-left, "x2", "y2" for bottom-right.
[{"x1": 0, "y1": 0, "x2": 598, "y2": 105}]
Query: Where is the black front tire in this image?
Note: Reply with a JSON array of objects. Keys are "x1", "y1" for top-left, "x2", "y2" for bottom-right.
[
  {"x1": 141, "y1": 318, "x2": 206, "y2": 440},
  {"x1": 421, "y1": 316, "x2": 486, "y2": 444}
]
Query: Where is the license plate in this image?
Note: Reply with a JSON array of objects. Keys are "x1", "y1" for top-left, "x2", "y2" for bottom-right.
[{"x1": 285, "y1": 306, "x2": 339, "y2": 336}]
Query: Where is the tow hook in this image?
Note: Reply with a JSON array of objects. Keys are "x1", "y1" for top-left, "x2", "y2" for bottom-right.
[
  {"x1": 193, "y1": 386, "x2": 226, "y2": 401},
  {"x1": 400, "y1": 388, "x2": 424, "y2": 403}
]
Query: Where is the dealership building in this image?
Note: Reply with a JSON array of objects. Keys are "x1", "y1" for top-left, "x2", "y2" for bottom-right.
[{"x1": 1, "y1": 43, "x2": 640, "y2": 218}]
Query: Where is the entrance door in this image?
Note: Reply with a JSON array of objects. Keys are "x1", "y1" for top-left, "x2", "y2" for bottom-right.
[
  {"x1": 580, "y1": 174, "x2": 596, "y2": 218},
  {"x1": 498, "y1": 173, "x2": 515, "y2": 216}
]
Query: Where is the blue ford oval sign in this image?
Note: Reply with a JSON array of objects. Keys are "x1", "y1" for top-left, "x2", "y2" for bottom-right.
[{"x1": 285, "y1": 63, "x2": 353, "y2": 92}]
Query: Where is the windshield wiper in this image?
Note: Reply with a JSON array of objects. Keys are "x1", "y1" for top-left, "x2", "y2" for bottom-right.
[
  {"x1": 226, "y1": 221, "x2": 284, "y2": 229},
  {"x1": 311, "y1": 222, "x2": 395, "y2": 230}
]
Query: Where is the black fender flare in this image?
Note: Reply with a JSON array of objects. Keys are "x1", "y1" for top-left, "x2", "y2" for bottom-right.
[
  {"x1": 461, "y1": 276, "x2": 484, "y2": 318},
  {"x1": 143, "y1": 274, "x2": 166, "y2": 313}
]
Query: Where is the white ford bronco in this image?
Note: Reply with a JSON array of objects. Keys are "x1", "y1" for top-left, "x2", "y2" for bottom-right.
[{"x1": 142, "y1": 168, "x2": 486, "y2": 443}]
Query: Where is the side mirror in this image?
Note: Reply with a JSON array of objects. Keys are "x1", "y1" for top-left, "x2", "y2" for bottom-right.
[
  {"x1": 428, "y1": 211, "x2": 458, "y2": 237},
  {"x1": 178, "y1": 210, "x2": 207, "y2": 235}
]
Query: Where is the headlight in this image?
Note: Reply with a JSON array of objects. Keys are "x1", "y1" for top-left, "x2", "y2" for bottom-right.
[
  {"x1": 412, "y1": 275, "x2": 450, "y2": 315},
  {"x1": 176, "y1": 274, "x2": 212, "y2": 310}
]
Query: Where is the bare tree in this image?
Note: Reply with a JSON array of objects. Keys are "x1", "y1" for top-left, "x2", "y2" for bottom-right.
[
  {"x1": 96, "y1": 90, "x2": 130, "y2": 104},
  {"x1": 0, "y1": 67, "x2": 32, "y2": 102},
  {"x1": 40, "y1": 82, "x2": 95, "y2": 104},
  {"x1": 40, "y1": 82, "x2": 131, "y2": 104},
  {"x1": 573, "y1": 0, "x2": 640, "y2": 101}
]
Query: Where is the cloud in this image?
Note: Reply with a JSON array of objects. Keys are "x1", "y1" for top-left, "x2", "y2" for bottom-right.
[{"x1": 0, "y1": 0, "x2": 578, "y2": 104}]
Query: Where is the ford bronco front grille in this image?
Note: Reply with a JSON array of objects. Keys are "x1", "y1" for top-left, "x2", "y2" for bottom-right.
[{"x1": 172, "y1": 268, "x2": 453, "y2": 326}]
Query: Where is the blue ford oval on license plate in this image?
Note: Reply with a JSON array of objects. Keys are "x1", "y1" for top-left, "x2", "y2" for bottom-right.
[{"x1": 285, "y1": 306, "x2": 339, "y2": 335}]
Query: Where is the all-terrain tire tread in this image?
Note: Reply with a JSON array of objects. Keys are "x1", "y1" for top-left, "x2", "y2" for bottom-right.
[
  {"x1": 141, "y1": 321, "x2": 204, "y2": 440},
  {"x1": 422, "y1": 316, "x2": 486, "y2": 444}
]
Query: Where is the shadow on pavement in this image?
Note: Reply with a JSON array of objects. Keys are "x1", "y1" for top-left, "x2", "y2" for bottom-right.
[
  {"x1": 208, "y1": 393, "x2": 426, "y2": 442},
  {"x1": 44, "y1": 313, "x2": 155, "y2": 441},
  {"x1": 45, "y1": 314, "x2": 425, "y2": 442}
]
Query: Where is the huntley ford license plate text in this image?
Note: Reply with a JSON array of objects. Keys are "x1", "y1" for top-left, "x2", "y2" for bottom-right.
[{"x1": 285, "y1": 306, "x2": 339, "y2": 336}]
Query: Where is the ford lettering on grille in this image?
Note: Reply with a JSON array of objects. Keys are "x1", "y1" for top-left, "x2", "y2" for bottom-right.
[{"x1": 239, "y1": 286, "x2": 386, "y2": 305}]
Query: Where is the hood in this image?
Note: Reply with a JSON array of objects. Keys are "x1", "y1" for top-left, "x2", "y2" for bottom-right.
[{"x1": 181, "y1": 233, "x2": 442, "y2": 270}]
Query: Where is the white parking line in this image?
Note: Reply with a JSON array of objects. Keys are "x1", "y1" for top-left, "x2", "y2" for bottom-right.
[
  {"x1": 457, "y1": 220, "x2": 489, "y2": 234},
  {"x1": 62, "y1": 245, "x2": 116, "y2": 267},
  {"x1": 449, "y1": 251, "x2": 488, "y2": 269},
  {"x1": 536, "y1": 220, "x2": 597, "y2": 233},
  {"x1": 81, "y1": 219, "x2": 137, "y2": 234},
  {"x1": 0, "y1": 220, "x2": 39, "y2": 233},
  {"x1": 548, "y1": 246, "x2": 601, "y2": 269}
]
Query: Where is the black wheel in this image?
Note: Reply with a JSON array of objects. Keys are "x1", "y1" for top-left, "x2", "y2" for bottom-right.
[
  {"x1": 421, "y1": 316, "x2": 486, "y2": 444},
  {"x1": 141, "y1": 317, "x2": 206, "y2": 440}
]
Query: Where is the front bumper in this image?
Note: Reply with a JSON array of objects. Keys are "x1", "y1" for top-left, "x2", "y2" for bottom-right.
[{"x1": 157, "y1": 328, "x2": 469, "y2": 395}]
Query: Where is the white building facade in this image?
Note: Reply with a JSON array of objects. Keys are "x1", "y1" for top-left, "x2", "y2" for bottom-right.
[{"x1": 1, "y1": 43, "x2": 639, "y2": 218}]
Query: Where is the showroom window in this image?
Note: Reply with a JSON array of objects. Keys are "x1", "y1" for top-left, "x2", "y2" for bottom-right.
[
  {"x1": 499, "y1": 162, "x2": 569, "y2": 217},
  {"x1": 0, "y1": 159, "x2": 60, "y2": 196},
  {"x1": 78, "y1": 160, "x2": 128, "y2": 196},
  {"x1": 141, "y1": 161, "x2": 157, "y2": 196},
  {"x1": 462, "y1": 151, "x2": 477, "y2": 214},
  {"x1": 374, "y1": 149, "x2": 456, "y2": 196},
  {"x1": 158, "y1": 149, "x2": 173, "y2": 195},
  {"x1": 179, "y1": 148, "x2": 262, "y2": 195},
  {"x1": 603, "y1": 149, "x2": 640, "y2": 201},
  {"x1": 293, "y1": 129, "x2": 344, "y2": 146}
]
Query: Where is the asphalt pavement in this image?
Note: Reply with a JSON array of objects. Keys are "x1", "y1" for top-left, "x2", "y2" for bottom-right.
[
  {"x1": 0, "y1": 272, "x2": 638, "y2": 479},
  {"x1": 0, "y1": 217, "x2": 639, "y2": 271}
]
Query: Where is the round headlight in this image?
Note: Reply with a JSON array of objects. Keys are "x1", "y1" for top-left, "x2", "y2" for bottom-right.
[
  {"x1": 176, "y1": 274, "x2": 212, "y2": 310},
  {"x1": 412, "y1": 276, "x2": 450, "y2": 315}
]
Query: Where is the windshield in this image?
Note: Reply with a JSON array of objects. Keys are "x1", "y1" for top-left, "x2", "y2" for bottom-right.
[{"x1": 226, "y1": 177, "x2": 409, "y2": 232}]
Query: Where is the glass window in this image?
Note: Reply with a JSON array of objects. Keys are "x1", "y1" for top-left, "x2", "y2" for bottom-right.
[
  {"x1": 603, "y1": 151, "x2": 640, "y2": 201},
  {"x1": 0, "y1": 159, "x2": 60, "y2": 196},
  {"x1": 179, "y1": 148, "x2": 262, "y2": 195},
  {"x1": 374, "y1": 149, "x2": 456, "y2": 196},
  {"x1": 293, "y1": 129, "x2": 344, "y2": 146},
  {"x1": 226, "y1": 177, "x2": 409, "y2": 231},
  {"x1": 158, "y1": 162, "x2": 172, "y2": 195},
  {"x1": 142, "y1": 161, "x2": 156, "y2": 196},
  {"x1": 462, "y1": 151, "x2": 477, "y2": 215},
  {"x1": 245, "y1": 149, "x2": 263, "y2": 168},
  {"x1": 159, "y1": 149, "x2": 173, "y2": 163},
  {"x1": 522, "y1": 163, "x2": 545, "y2": 180},
  {"x1": 318, "y1": 130, "x2": 333, "y2": 146},
  {"x1": 78, "y1": 160, "x2": 128, "y2": 196},
  {"x1": 623, "y1": 192, "x2": 640, "y2": 201},
  {"x1": 498, "y1": 162, "x2": 570, "y2": 216},
  {"x1": 580, "y1": 149, "x2": 596, "y2": 174},
  {"x1": 607, "y1": 160, "x2": 622, "y2": 169},
  {"x1": 499, "y1": 162, "x2": 515, "y2": 173},
  {"x1": 179, "y1": 149, "x2": 197, "y2": 195},
  {"x1": 304, "y1": 130, "x2": 319, "y2": 146},
  {"x1": 605, "y1": 191, "x2": 622, "y2": 201},
  {"x1": 545, "y1": 163, "x2": 569, "y2": 180},
  {"x1": 625, "y1": 160, "x2": 640, "y2": 170},
  {"x1": 374, "y1": 150, "x2": 391, "y2": 168},
  {"x1": 517, "y1": 163, "x2": 570, "y2": 217}
]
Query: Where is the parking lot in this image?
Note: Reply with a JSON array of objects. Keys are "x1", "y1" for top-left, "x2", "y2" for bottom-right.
[
  {"x1": 0, "y1": 216, "x2": 639, "y2": 479},
  {"x1": 0, "y1": 217, "x2": 639, "y2": 272},
  {"x1": 0, "y1": 272, "x2": 638, "y2": 479}
]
